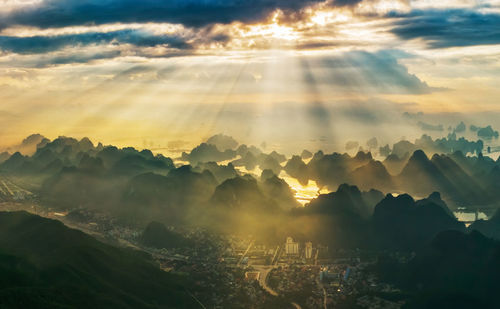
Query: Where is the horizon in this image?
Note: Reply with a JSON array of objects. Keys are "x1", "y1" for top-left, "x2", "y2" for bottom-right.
[{"x1": 1, "y1": 131, "x2": 498, "y2": 207}]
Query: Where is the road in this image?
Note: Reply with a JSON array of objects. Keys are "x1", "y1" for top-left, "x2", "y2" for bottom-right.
[
  {"x1": 0, "y1": 176, "x2": 33, "y2": 200},
  {"x1": 254, "y1": 265, "x2": 278, "y2": 296},
  {"x1": 316, "y1": 277, "x2": 327, "y2": 309},
  {"x1": 237, "y1": 239, "x2": 255, "y2": 266},
  {"x1": 291, "y1": 302, "x2": 301, "y2": 309},
  {"x1": 271, "y1": 245, "x2": 281, "y2": 265},
  {"x1": 252, "y1": 264, "x2": 303, "y2": 309}
]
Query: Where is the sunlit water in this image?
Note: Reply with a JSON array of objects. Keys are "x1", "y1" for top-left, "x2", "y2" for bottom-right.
[
  {"x1": 280, "y1": 175, "x2": 329, "y2": 206},
  {"x1": 237, "y1": 164, "x2": 328, "y2": 205},
  {"x1": 454, "y1": 211, "x2": 488, "y2": 222},
  {"x1": 170, "y1": 154, "x2": 499, "y2": 213}
]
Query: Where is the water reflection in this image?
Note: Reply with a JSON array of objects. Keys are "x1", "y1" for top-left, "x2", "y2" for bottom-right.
[
  {"x1": 280, "y1": 174, "x2": 329, "y2": 206},
  {"x1": 454, "y1": 211, "x2": 488, "y2": 222}
]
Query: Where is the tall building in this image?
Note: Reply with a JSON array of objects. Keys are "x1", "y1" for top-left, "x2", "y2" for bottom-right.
[
  {"x1": 305, "y1": 242, "x2": 313, "y2": 259},
  {"x1": 285, "y1": 237, "x2": 299, "y2": 255}
]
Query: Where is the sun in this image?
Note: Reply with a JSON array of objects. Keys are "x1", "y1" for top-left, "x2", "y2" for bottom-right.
[{"x1": 243, "y1": 24, "x2": 299, "y2": 42}]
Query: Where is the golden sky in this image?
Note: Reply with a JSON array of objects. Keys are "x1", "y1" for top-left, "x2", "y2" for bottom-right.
[{"x1": 0, "y1": 0, "x2": 499, "y2": 150}]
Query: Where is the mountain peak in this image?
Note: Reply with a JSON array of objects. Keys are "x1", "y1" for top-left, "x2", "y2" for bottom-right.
[
  {"x1": 354, "y1": 151, "x2": 372, "y2": 161},
  {"x1": 410, "y1": 149, "x2": 429, "y2": 162},
  {"x1": 337, "y1": 183, "x2": 362, "y2": 196}
]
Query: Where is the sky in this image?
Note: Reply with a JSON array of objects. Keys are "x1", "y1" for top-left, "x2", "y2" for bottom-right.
[{"x1": 1, "y1": 0, "x2": 499, "y2": 152}]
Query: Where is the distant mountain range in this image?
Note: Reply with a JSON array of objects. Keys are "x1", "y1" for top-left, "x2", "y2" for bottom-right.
[
  {"x1": 1, "y1": 134, "x2": 499, "y2": 249},
  {"x1": 287, "y1": 148, "x2": 500, "y2": 209}
]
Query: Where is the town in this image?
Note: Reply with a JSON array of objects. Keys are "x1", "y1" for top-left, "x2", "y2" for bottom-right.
[{"x1": 0, "y1": 181, "x2": 405, "y2": 309}]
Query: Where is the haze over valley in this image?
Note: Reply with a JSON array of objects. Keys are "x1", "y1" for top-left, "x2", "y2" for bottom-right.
[
  {"x1": 0, "y1": 129, "x2": 499, "y2": 308},
  {"x1": 1, "y1": 0, "x2": 500, "y2": 308}
]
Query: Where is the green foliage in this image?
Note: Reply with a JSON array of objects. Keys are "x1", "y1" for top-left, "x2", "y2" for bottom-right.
[{"x1": 0, "y1": 211, "x2": 197, "y2": 308}]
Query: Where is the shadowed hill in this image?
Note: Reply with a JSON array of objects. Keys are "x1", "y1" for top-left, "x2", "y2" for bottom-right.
[
  {"x1": 397, "y1": 150, "x2": 493, "y2": 206},
  {"x1": 306, "y1": 152, "x2": 352, "y2": 189},
  {"x1": 0, "y1": 211, "x2": 197, "y2": 308},
  {"x1": 40, "y1": 158, "x2": 122, "y2": 210},
  {"x1": 0, "y1": 151, "x2": 10, "y2": 164},
  {"x1": 110, "y1": 153, "x2": 173, "y2": 176},
  {"x1": 205, "y1": 134, "x2": 238, "y2": 151},
  {"x1": 407, "y1": 230, "x2": 499, "y2": 308},
  {"x1": 0, "y1": 152, "x2": 31, "y2": 172},
  {"x1": 349, "y1": 160, "x2": 393, "y2": 191},
  {"x1": 373, "y1": 193, "x2": 464, "y2": 250},
  {"x1": 430, "y1": 153, "x2": 488, "y2": 204},
  {"x1": 288, "y1": 184, "x2": 384, "y2": 249},
  {"x1": 375, "y1": 230, "x2": 500, "y2": 308},
  {"x1": 231, "y1": 150, "x2": 258, "y2": 170},
  {"x1": 2, "y1": 133, "x2": 49, "y2": 155},
  {"x1": 122, "y1": 166, "x2": 217, "y2": 224},
  {"x1": 210, "y1": 176, "x2": 280, "y2": 213},
  {"x1": 469, "y1": 210, "x2": 500, "y2": 240},
  {"x1": 305, "y1": 184, "x2": 383, "y2": 219},
  {"x1": 383, "y1": 153, "x2": 409, "y2": 175},
  {"x1": 194, "y1": 161, "x2": 239, "y2": 183},
  {"x1": 284, "y1": 155, "x2": 309, "y2": 185},
  {"x1": 140, "y1": 221, "x2": 194, "y2": 249},
  {"x1": 398, "y1": 150, "x2": 453, "y2": 195},
  {"x1": 260, "y1": 174, "x2": 301, "y2": 210},
  {"x1": 181, "y1": 143, "x2": 236, "y2": 165}
]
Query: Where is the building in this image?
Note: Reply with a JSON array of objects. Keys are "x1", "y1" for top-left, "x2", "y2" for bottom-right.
[
  {"x1": 305, "y1": 242, "x2": 313, "y2": 259},
  {"x1": 320, "y1": 269, "x2": 340, "y2": 283},
  {"x1": 343, "y1": 267, "x2": 351, "y2": 281},
  {"x1": 285, "y1": 237, "x2": 299, "y2": 255},
  {"x1": 245, "y1": 271, "x2": 260, "y2": 281}
]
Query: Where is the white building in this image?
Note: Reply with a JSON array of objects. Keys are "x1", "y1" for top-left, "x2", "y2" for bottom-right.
[
  {"x1": 305, "y1": 242, "x2": 313, "y2": 259},
  {"x1": 285, "y1": 237, "x2": 299, "y2": 255}
]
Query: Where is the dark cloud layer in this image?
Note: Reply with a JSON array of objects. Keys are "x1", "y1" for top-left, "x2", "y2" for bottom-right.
[
  {"x1": 0, "y1": 29, "x2": 191, "y2": 54},
  {"x1": 0, "y1": 0, "x2": 360, "y2": 29},
  {"x1": 390, "y1": 9, "x2": 500, "y2": 48},
  {"x1": 46, "y1": 50, "x2": 122, "y2": 66},
  {"x1": 309, "y1": 50, "x2": 436, "y2": 94}
]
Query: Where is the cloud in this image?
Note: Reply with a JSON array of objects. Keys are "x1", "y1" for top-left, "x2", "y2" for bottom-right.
[
  {"x1": 0, "y1": 29, "x2": 192, "y2": 54},
  {"x1": 0, "y1": 49, "x2": 130, "y2": 68},
  {"x1": 39, "y1": 50, "x2": 122, "y2": 66},
  {"x1": 389, "y1": 9, "x2": 500, "y2": 48},
  {"x1": 52, "y1": 49, "x2": 432, "y2": 94},
  {"x1": 0, "y1": 0, "x2": 343, "y2": 29},
  {"x1": 305, "y1": 50, "x2": 438, "y2": 94}
]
